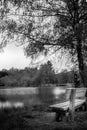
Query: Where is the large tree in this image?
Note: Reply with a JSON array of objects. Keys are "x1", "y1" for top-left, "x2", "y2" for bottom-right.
[{"x1": 0, "y1": 0, "x2": 87, "y2": 88}]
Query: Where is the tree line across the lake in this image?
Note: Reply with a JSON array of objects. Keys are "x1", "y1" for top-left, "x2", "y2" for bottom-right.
[{"x1": 0, "y1": 61, "x2": 87, "y2": 88}]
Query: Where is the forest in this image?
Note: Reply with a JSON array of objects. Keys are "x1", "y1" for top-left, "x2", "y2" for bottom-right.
[{"x1": 0, "y1": 61, "x2": 86, "y2": 87}]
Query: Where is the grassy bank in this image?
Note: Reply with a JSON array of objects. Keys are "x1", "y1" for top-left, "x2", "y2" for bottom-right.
[{"x1": 0, "y1": 105, "x2": 87, "y2": 130}]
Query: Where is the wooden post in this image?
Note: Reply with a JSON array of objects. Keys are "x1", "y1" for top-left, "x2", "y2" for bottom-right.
[
  {"x1": 69, "y1": 88, "x2": 76, "y2": 121},
  {"x1": 85, "y1": 90, "x2": 87, "y2": 111}
]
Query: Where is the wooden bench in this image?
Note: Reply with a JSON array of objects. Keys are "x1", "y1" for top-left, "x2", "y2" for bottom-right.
[{"x1": 49, "y1": 88, "x2": 87, "y2": 121}]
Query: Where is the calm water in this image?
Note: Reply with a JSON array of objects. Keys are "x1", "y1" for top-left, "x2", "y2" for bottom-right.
[{"x1": 0, "y1": 87, "x2": 70, "y2": 108}]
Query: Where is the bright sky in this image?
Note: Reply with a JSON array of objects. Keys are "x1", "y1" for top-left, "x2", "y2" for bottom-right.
[
  {"x1": 0, "y1": 44, "x2": 30, "y2": 70},
  {"x1": 0, "y1": 43, "x2": 72, "y2": 72}
]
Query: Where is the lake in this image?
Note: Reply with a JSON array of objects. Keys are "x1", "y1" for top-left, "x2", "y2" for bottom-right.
[{"x1": 0, "y1": 86, "x2": 71, "y2": 108}]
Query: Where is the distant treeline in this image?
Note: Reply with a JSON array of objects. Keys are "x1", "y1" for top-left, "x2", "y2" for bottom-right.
[{"x1": 0, "y1": 61, "x2": 87, "y2": 88}]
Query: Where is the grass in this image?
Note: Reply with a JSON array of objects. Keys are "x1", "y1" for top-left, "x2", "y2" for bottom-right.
[
  {"x1": 0, "y1": 107, "x2": 33, "y2": 130},
  {"x1": 0, "y1": 105, "x2": 87, "y2": 130},
  {"x1": 0, "y1": 95, "x2": 6, "y2": 102}
]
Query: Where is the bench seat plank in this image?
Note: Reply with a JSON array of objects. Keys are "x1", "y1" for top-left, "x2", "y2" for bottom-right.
[{"x1": 49, "y1": 99, "x2": 86, "y2": 111}]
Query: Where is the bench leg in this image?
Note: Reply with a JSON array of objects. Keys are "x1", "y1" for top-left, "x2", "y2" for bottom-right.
[
  {"x1": 81, "y1": 104, "x2": 85, "y2": 111},
  {"x1": 76, "y1": 104, "x2": 85, "y2": 112},
  {"x1": 76, "y1": 107, "x2": 81, "y2": 112},
  {"x1": 84, "y1": 103, "x2": 87, "y2": 111},
  {"x1": 55, "y1": 112, "x2": 63, "y2": 122},
  {"x1": 65, "y1": 111, "x2": 70, "y2": 122},
  {"x1": 77, "y1": 108, "x2": 80, "y2": 112}
]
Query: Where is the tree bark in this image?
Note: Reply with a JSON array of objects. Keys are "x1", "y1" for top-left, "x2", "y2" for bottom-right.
[
  {"x1": 76, "y1": 40, "x2": 86, "y2": 87},
  {"x1": 76, "y1": 40, "x2": 87, "y2": 111}
]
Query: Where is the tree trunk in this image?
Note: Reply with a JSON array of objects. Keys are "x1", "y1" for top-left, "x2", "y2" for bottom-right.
[
  {"x1": 76, "y1": 40, "x2": 87, "y2": 111},
  {"x1": 76, "y1": 41, "x2": 86, "y2": 87}
]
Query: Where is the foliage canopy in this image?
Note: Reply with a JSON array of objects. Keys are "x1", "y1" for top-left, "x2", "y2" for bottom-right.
[{"x1": 0, "y1": 0, "x2": 87, "y2": 86}]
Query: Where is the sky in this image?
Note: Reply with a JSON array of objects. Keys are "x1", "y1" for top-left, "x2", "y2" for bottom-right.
[
  {"x1": 0, "y1": 43, "x2": 72, "y2": 72},
  {"x1": 0, "y1": 44, "x2": 30, "y2": 70}
]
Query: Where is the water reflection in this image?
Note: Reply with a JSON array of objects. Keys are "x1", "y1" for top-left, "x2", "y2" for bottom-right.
[
  {"x1": 38, "y1": 87, "x2": 67, "y2": 104},
  {"x1": 0, "y1": 101, "x2": 24, "y2": 109},
  {"x1": 0, "y1": 87, "x2": 68, "y2": 107},
  {"x1": 53, "y1": 88, "x2": 66, "y2": 99}
]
